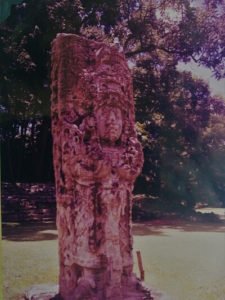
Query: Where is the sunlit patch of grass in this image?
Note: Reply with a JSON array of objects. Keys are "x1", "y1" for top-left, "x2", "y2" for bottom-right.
[{"x1": 133, "y1": 222, "x2": 225, "y2": 300}]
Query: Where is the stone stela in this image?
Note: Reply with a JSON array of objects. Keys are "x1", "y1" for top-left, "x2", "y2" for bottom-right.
[{"x1": 51, "y1": 34, "x2": 152, "y2": 300}]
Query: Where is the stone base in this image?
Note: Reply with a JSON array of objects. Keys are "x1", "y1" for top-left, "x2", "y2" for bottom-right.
[
  {"x1": 150, "y1": 290, "x2": 173, "y2": 300},
  {"x1": 23, "y1": 282, "x2": 172, "y2": 300},
  {"x1": 123, "y1": 280, "x2": 153, "y2": 300},
  {"x1": 24, "y1": 284, "x2": 59, "y2": 300}
]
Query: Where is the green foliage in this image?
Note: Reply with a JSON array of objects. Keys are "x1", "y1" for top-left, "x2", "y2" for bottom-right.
[
  {"x1": 134, "y1": 58, "x2": 215, "y2": 212},
  {"x1": 0, "y1": 0, "x2": 23, "y2": 22},
  {"x1": 1, "y1": 0, "x2": 225, "y2": 213}
]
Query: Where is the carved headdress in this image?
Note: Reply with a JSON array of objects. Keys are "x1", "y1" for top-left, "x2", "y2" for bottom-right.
[
  {"x1": 51, "y1": 34, "x2": 135, "y2": 128},
  {"x1": 88, "y1": 53, "x2": 134, "y2": 132}
]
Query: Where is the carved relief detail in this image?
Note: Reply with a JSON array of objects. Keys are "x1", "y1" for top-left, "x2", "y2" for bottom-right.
[{"x1": 51, "y1": 34, "x2": 149, "y2": 300}]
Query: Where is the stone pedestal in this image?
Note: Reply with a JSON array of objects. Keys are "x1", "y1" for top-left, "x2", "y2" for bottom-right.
[
  {"x1": 24, "y1": 284, "x2": 174, "y2": 300},
  {"x1": 23, "y1": 283, "x2": 154, "y2": 300},
  {"x1": 24, "y1": 284, "x2": 58, "y2": 300}
]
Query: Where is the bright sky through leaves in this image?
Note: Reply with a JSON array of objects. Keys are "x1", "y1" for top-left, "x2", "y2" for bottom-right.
[{"x1": 178, "y1": 61, "x2": 225, "y2": 98}]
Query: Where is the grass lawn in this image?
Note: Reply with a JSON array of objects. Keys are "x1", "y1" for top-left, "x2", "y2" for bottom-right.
[
  {"x1": 132, "y1": 219, "x2": 225, "y2": 300},
  {"x1": 2, "y1": 224, "x2": 59, "y2": 300},
  {"x1": 2, "y1": 209, "x2": 225, "y2": 300}
]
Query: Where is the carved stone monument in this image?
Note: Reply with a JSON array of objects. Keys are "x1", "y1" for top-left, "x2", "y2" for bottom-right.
[{"x1": 51, "y1": 34, "x2": 152, "y2": 300}]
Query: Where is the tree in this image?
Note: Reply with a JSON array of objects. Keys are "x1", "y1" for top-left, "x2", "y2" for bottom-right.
[{"x1": 1, "y1": 0, "x2": 225, "y2": 212}]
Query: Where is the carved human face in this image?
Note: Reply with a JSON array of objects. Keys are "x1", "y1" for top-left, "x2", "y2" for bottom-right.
[{"x1": 96, "y1": 107, "x2": 123, "y2": 144}]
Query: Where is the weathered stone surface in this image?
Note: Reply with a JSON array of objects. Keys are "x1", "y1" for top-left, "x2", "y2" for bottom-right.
[
  {"x1": 51, "y1": 34, "x2": 150, "y2": 299},
  {"x1": 24, "y1": 284, "x2": 59, "y2": 300},
  {"x1": 24, "y1": 284, "x2": 172, "y2": 300},
  {"x1": 23, "y1": 284, "x2": 171, "y2": 300}
]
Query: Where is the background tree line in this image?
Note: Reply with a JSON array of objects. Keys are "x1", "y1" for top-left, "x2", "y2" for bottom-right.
[{"x1": 1, "y1": 0, "x2": 225, "y2": 214}]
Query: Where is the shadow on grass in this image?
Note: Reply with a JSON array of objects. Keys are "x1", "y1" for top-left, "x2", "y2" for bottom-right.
[
  {"x1": 132, "y1": 223, "x2": 169, "y2": 236},
  {"x1": 133, "y1": 219, "x2": 225, "y2": 236},
  {"x1": 3, "y1": 218, "x2": 225, "y2": 241},
  {"x1": 2, "y1": 222, "x2": 58, "y2": 242}
]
